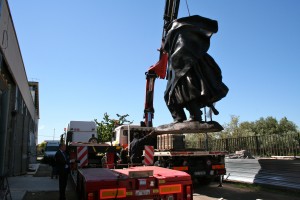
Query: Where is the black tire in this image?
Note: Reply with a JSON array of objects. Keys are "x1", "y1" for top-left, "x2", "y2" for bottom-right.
[
  {"x1": 88, "y1": 137, "x2": 98, "y2": 143},
  {"x1": 196, "y1": 176, "x2": 214, "y2": 185}
]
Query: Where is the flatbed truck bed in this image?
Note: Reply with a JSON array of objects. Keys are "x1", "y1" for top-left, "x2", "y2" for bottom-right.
[{"x1": 75, "y1": 166, "x2": 193, "y2": 200}]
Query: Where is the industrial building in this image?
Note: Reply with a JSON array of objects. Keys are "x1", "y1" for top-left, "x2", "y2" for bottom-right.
[{"x1": 0, "y1": 0, "x2": 39, "y2": 176}]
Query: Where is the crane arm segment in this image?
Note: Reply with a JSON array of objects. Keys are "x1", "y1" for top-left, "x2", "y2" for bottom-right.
[{"x1": 142, "y1": 0, "x2": 180, "y2": 127}]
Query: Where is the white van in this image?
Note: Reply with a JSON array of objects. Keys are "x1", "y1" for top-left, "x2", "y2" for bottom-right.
[{"x1": 43, "y1": 140, "x2": 60, "y2": 163}]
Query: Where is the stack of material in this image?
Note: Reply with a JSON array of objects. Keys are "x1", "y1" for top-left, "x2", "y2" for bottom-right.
[
  {"x1": 157, "y1": 134, "x2": 185, "y2": 150},
  {"x1": 228, "y1": 150, "x2": 255, "y2": 159}
]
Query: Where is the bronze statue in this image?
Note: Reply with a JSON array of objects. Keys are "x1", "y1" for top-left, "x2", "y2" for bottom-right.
[{"x1": 156, "y1": 15, "x2": 228, "y2": 133}]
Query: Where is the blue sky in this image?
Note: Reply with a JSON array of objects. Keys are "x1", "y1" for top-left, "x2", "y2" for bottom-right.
[{"x1": 8, "y1": 1, "x2": 300, "y2": 144}]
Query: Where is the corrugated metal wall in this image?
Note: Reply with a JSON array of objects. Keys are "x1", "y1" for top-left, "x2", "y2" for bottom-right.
[
  {"x1": 0, "y1": 67, "x2": 35, "y2": 176},
  {"x1": 225, "y1": 158, "x2": 300, "y2": 191}
]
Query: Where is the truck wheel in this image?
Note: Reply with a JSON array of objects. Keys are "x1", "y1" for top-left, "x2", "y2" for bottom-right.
[
  {"x1": 88, "y1": 137, "x2": 98, "y2": 143},
  {"x1": 197, "y1": 177, "x2": 213, "y2": 185}
]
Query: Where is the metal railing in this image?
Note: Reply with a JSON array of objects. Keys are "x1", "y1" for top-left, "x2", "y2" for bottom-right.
[{"x1": 198, "y1": 133, "x2": 300, "y2": 157}]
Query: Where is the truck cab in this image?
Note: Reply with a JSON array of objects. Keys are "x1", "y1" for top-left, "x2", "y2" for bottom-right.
[
  {"x1": 65, "y1": 121, "x2": 98, "y2": 146},
  {"x1": 112, "y1": 125, "x2": 154, "y2": 148}
]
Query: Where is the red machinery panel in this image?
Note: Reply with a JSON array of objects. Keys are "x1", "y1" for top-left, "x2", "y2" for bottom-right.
[{"x1": 77, "y1": 166, "x2": 193, "y2": 200}]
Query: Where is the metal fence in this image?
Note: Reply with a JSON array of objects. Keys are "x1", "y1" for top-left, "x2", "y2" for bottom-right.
[
  {"x1": 195, "y1": 133, "x2": 300, "y2": 190},
  {"x1": 198, "y1": 133, "x2": 300, "y2": 157}
]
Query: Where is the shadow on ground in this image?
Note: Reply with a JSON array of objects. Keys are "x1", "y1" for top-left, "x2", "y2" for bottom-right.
[
  {"x1": 33, "y1": 164, "x2": 51, "y2": 177},
  {"x1": 24, "y1": 163, "x2": 78, "y2": 200},
  {"x1": 24, "y1": 190, "x2": 78, "y2": 200},
  {"x1": 193, "y1": 181, "x2": 300, "y2": 200}
]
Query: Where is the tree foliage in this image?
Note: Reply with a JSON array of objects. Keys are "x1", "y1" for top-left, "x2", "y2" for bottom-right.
[
  {"x1": 94, "y1": 113, "x2": 133, "y2": 142},
  {"x1": 218, "y1": 115, "x2": 298, "y2": 138},
  {"x1": 36, "y1": 141, "x2": 47, "y2": 155}
]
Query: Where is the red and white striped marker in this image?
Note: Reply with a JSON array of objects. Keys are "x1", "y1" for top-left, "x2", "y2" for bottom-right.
[
  {"x1": 77, "y1": 146, "x2": 88, "y2": 167},
  {"x1": 144, "y1": 145, "x2": 154, "y2": 166}
]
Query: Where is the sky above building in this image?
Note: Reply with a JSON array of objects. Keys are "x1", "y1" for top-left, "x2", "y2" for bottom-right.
[{"x1": 7, "y1": 0, "x2": 300, "y2": 143}]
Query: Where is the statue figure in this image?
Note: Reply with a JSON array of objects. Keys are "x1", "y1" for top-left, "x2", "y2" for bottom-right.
[{"x1": 157, "y1": 15, "x2": 228, "y2": 133}]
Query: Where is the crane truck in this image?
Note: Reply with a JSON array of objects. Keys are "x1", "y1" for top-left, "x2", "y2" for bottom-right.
[
  {"x1": 62, "y1": 0, "x2": 229, "y2": 198},
  {"x1": 62, "y1": 2, "x2": 196, "y2": 199},
  {"x1": 112, "y1": 0, "x2": 227, "y2": 184},
  {"x1": 113, "y1": 124, "x2": 226, "y2": 184},
  {"x1": 65, "y1": 126, "x2": 194, "y2": 200}
]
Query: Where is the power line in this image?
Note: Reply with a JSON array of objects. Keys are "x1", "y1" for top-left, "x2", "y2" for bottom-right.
[
  {"x1": 38, "y1": 135, "x2": 59, "y2": 138},
  {"x1": 185, "y1": 0, "x2": 190, "y2": 16}
]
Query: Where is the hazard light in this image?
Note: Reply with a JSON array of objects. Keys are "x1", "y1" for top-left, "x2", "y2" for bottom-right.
[
  {"x1": 99, "y1": 188, "x2": 126, "y2": 199},
  {"x1": 159, "y1": 184, "x2": 182, "y2": 194},
  {"x1": 172, "y1": 166, "x2": 188, "y2": 171},
  {"x1": 88, "y1": 192, "x2": 95, "y2": 200},
  {"x1": 212, "y1": 164, "x2": 225, "y2": 170}
]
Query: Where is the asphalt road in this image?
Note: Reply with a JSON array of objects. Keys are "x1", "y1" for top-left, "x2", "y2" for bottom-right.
[
  {"x1": 23, "y1": 164, "x2": 300, "y2": 200},
  {"x1": 193, "y1": 182, "x2": 300, "y2": 200}
]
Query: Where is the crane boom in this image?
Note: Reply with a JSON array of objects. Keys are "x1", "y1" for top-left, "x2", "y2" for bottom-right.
[{"x1": 142, "y1": 0, "x2": 180, "y2": 127}]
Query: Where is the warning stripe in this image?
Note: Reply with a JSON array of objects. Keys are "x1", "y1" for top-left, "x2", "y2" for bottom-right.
[
  {"x1": 77, "y1": 146, "x2": 88, "y2": 167},
  {"x1": 144, "y1": 146, "x2": 154, "y2": 165}
]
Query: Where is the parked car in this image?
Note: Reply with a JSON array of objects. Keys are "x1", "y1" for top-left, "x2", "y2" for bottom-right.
[{"x1": 43, "y1": 140, "x2": 60, "y2": 164}]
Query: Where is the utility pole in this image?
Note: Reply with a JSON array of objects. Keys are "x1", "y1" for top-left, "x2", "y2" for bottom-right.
[{"x1": 53, "y1": 128, "x2": 55, "y2": 140}]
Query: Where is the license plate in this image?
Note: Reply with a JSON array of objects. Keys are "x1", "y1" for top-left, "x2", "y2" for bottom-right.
[
  {"x1": 194, "y1": 171, "x2": 206, "y2": 176},
  {"x1": 135, "y1": 189, "x2": 150, "y2": 196}
]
